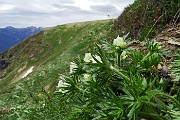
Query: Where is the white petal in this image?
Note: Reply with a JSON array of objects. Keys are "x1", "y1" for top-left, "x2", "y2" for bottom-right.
[
  {"x1": 92, "y1": 55, "x2": 102, "y2": 63},
  {"x1": 84, "y1": 53, "x2": 92, "y2": 62},
  {"x1": 70, "y1": 62, "x2": 77, "y2": 73}
]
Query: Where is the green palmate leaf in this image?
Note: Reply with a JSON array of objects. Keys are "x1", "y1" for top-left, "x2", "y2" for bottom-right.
[
  {"x1": 152, "y1": 97, "x2": 170, "y2": 111},
  {"x1": 158, "y1": 93, "x2": 180, "y2": 110},
  {"x1": 120, "y1": 95, "x2": 135, "y2": 103},
  {"x1": 146, "y1": 39, "x2": 160, "y2": 53},
  {"x1": 140, "y1": 52, "x2": 160, "y2": 69},
  {"x1": 169, "y1": 110, "x2": 180, "y2": 120},
  {"x1": 127, "y1": 101, "x2": 141, "y2": 119},
  {"x1": 146, "y1": 89, "x2": 162, "y2": 97},
  {"x1": 142, "y1": 77, "x2": 147, "y2": 89},
  {"x1": 129, "y1": 50, "x2": 144, "y2": 65},
  {"x1": 139, "y1": 112, "x2": 169, "y2": 120}
]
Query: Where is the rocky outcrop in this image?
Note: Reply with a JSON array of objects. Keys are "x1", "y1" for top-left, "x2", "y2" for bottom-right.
[
  {"x1": 0, "y1": 59, "x2": 9, "y2": 70},
  {"x1": 155, "y1": 23, "x2": 180, "y2": 53}
]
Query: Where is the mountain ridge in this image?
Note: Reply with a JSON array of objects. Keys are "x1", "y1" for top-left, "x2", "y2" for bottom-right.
[{"x1": 0, "y1": 26, "x2": 43, "y2": 53}]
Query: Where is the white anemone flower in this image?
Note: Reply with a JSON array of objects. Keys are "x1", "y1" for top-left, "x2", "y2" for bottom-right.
[
  {"x1": 70, "y1": 62, "x2": 78, "y2": 74},
  {"x1": 57, "y1": 80, "x2": 69, "y2": 93},
  {"x1": 84, "y1": 53, "x2": 93, "y2": 62},
  {"x1": 113, "y1": 36, "x2": 127, "y2": 49}
]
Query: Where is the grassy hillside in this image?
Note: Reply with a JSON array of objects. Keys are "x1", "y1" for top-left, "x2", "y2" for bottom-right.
[{"x1": 0, "y1": 20, "x2": 112, "y2": 115}]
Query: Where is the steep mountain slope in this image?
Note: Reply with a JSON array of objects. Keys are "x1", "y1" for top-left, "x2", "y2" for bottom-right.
[
  {"x1": 0, "y1": 20, "x2": 112, "y2": 100},
  {"x1": 0, "y1": 26, "x2": 43, "y2": 53},
  {"x1": 113, "y1": 0, "x2": 180, "y2": 39}
]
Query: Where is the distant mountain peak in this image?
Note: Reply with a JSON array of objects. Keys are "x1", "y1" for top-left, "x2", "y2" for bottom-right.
[
  {"x1": 6, "y1": 26, "x2": 14, "y2": 28},
  {"x1": 4, "y1": 26, "x2": 15, "y2": 30},
  {"x1": 0, "y1": 26, "x2": 43, "y2": 53}
]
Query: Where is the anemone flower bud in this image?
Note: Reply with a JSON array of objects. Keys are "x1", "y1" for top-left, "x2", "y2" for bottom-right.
[
  {"x1": 121, "y1": 51, "x2": 127, "y2": 60},
  {"x1": 83, "y1": 74, "x2": 92, "y2": 81}
]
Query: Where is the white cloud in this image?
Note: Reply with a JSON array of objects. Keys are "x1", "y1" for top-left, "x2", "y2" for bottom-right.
[
  {"x1": 0, "y1": 0, "x2": 134, "y2": 27},
  {"x1": 0, "y1": 4, "x2": 15, "y2": 11},
  {"x1": 70, "y1": 0, "x2": 108, "y2": 10},
  {"x1": 72, "y1": 0, "x2": 92, "y2": 10}
]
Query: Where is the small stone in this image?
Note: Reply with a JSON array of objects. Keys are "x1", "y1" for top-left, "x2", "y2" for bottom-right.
[
  {"x1": 168, "y1": 40, "x2": 180, "y2": 46},
  {"x1": 174, "y1": 31, "x2": 180, "y2": 38},
  {"x1": 158, "y1": 64, "x2": 162, "y2": 70},
  {"x1": 162, "y1": 65, "x2": 168, "y2": 72}
]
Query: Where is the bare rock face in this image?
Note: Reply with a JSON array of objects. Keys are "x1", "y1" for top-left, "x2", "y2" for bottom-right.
[
  {"x1": 0, "y1": 59, "x2": 9, "y2": 70},
  {"x1": 155, "y1": 23, "x2": 180, "y2": 53}
]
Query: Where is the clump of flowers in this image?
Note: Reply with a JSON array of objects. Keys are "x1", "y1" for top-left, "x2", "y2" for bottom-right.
[{"x1": 55, "y1": 34, "x2": 180, "y2": 120}]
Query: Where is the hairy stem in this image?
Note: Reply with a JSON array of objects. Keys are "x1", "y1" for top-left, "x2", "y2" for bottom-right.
[
  {"x1": 117, "y1": 52, "x2": 121, "y2": 67},
  {"x1": 110, "y1": 65, "x2": 130, "y2": 81}
]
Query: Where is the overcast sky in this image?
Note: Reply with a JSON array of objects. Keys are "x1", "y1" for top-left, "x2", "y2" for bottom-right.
[{"x1": 0, "y1": 0, "x2": 134, "y2": 28}]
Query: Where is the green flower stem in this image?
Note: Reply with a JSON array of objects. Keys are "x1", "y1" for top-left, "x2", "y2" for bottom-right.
[
  {"x1": 110, "y1": 65, "x2": 130, "y2": 81},
  {"x1": 158, "y1": 93, "x2": 180, "y2": 109},
  {"x1": 117, "y1": 52, "x2": 121, "y2": 67}
]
